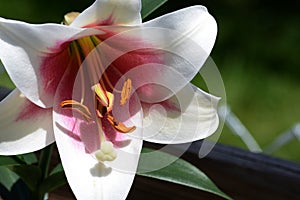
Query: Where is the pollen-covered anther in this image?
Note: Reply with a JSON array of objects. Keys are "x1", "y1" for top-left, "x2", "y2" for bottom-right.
[
  {"x1": 120, "y1": 78, "x2": 132, "y2": 106},
  {"x1": 93, "y1": 83, "x2": 108, "y2": 107},
  {"x1": 95, "y1": 141, "x2": 117, "y2": 162},
  {"x1": 63, "y1": 12, "x2": 80, "y2": 25},
  {"x1": 107, "y1": 115, "x2": 136, "y2": 133},
  {"x1": 60, "y1": 100, "x2": 92, "y2": 122}
]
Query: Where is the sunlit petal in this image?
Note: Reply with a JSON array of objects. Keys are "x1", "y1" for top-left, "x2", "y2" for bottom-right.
[
  {"x1": 143, "y1": 5, "x2": 217, "y2": 56},
  {"x1": 71, "y1": 0, "x2": 142, "y2": 27},
  {"x1": 53, "y1": 119, "x2": 142, "y2": 199},
  {"x1": 142, "y1": 84, "x2": 220, "y2": 144},
  {"x1": 0, "y1": 89, "x2": 54, "y2": 155},
  {"x1": 0, "y1": 17, "x2": 103, "y2": 107}
]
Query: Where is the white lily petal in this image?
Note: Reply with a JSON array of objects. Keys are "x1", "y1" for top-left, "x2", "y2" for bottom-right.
[
  {"x1": 0, "y1": 17, "x2": 103, "y2": 108},
  {"x1": 53, "y1": 107, "x2": 143, "y2": 200},
  {"x1": 78, "y1": 30, "x2": 196, "y2": 105},
  {"x1": 53, "y1": 59, "x2": 143, "y2": 199},
  {"x1": 143, "y1": 5, "x2": 217, "y2": 56},
  {"x1": 142, "y1": 84, "x2": 220, "y2": 144},
  {"x1": 0, "y1": 89, "x2": 54, "y2": 155},
  {"x1": 91, "y1": 6, "x2": 216, "y2": 103},
  {"x1": 71, "y1": 0, "x2": 142, "y2": 27}
]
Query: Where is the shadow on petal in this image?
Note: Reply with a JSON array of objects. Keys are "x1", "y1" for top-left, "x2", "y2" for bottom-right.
[
  {"x1": 90, "y1": 162, "x2": 112, "y2": 177},
  {"x1": 79, "y1": 122, "x2": 100, "y2": 153},
  {"x1": 102, "y1": 117, "x2": 132, "y2": 148},
  {"x1": 55, "y1": 122, "x2": 81, "y2": 142}
]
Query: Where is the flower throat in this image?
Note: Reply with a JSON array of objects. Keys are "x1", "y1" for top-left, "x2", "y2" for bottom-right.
[{"x1": 60, "y1": 12, "x2": 136, "y2": 162}]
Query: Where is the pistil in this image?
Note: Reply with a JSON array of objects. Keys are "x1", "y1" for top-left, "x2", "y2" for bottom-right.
[{"x1": 60, "y1": 12, "x2": 135, "y2": 162}]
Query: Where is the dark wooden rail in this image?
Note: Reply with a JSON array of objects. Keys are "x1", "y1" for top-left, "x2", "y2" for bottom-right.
[{"x1": 1, "y1": 88, "x2": 300, "y2": 200}]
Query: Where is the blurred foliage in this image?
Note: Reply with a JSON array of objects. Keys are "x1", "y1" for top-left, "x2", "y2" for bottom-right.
[
  {"x1": 0, "y1": 0, "x2": 299, "y2": 161},
  {"x1": 145, "y1": 0, "x2": 300, "y2": 161}
]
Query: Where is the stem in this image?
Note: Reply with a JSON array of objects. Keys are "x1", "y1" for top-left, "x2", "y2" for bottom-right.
[
  {"x1": 35, "y1": 143, "x2": 54, "y2": 200},
  {"x1": 39, "y1": 143, "x2": 54, "y2": 180},
  {"x1": 31, "y1": 191, "x2": 44, "y2": 200}
]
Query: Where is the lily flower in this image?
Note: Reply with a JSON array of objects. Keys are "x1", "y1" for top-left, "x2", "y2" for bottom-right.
[{"x1": 0, "y1": 0, "x2": 219, "y2": 199}]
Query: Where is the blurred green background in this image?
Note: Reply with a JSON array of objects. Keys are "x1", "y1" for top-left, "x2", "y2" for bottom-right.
[{"x1": 0, "y1": 0, "x2": 299, "y2": 161}]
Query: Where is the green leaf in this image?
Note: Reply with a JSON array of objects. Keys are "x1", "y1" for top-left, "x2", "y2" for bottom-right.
[
  {"x1": 0, "y1": 153, "x2": 38, "y2": 167},
  {"x1": 0, "y1": 70, "x2": 15, "y2": 89},
  {"x1": 141, "y1": 0, "x2": 167, "y2": 19},
  {"x1": 0, "y1": 60, "x2": 4, "y2": 74},
  {"x1": 138, "y1": 148, "x2": 232, "y2": 200},
  {"x1": 39, "y1": 171, "x2": 67, "y2": 194},
  {"x1": 38, "y1": 144, "x2": 53, "y2": 179},
  {"x1": 13, "y1": 165, "x2": 42, "y2": 192},
  {"x1": 50, "y1": 163, "x2": 64, "y2": 175},
  {"x1": 0, "y1": 156, "x2": 24, "y2": 166},
  {"x1": 18, "y1": 153, "x2": 38, "y2": 165},
  {"x1": 0, "y1": 166, "x2": 19, "y2": 190}
]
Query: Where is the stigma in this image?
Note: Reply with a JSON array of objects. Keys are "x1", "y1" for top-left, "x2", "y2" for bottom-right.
[
  {"x1": 95, "y1": 141, "x2": 117, "y2": 162},
  {"x1": 60, "y1": 11, "x2": 136, "y2": 162}
]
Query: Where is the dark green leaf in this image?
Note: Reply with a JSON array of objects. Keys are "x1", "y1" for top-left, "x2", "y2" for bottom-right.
[
  {"x1": 0, "y1": 60, "x2": 4, "y2": 74},
  {"x1": 38, "y1": 144, "x2": 54, "y2": 179},
  {"x1": 0, "y1": 166, "x2": 19, "y2": 190},
  {"x1": 0, "y1": 70, "x2": 15, "y2": 89},
  {"x1": 13, "y1": 165, "x2": 42, "y2": 192},
  {"x1": 17, "y1": 153, "x2": 38, "y2": 165},
  {"x1": 50, "y1": 163, "x2": 64, "y2": 175},
  {"x1": 0, "y1": 156, "x2": 24, "y2": 166},
  {"x1": 138, "y1": 148, "x2": 232, "y2": 200},
  {"x1": 8, "y1": 179, "x2": 31, "y2": 200},
  {"x1": 141, "y1": 0, "x2": 167, "y2": 19},
  {"x1": 39, "y1": 171, "x2": 67, "y2": 194}
]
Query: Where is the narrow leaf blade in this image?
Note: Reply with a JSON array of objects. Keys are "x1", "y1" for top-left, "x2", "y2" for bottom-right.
[
  {"x1": 13, "y1": 165, "x2": 42, "y2": 192},
  {"x1": 138, "y1": 148, "x2": 232, "y2": 200},
  {"x1": 0, "y1": 156, "x2": 24, "y2": 166},
  {"x1": 141, "y1": 0, "x2": 168, "y2": 19},
  {"x1": 50, "y1": 163, "x2": 64, "y2": 175},
  {"x1": 39, "y1": 171, "x2": 67, "y2": 194},
  {"x1": 0, "y1": 60, "x2": 4, "y2": 74},
  {"x1": 18, "y1": 153, "x2": 38, "y2": 165},
  {"x1": 0, "y1": 166, "x2": 19, "y2": 191}
]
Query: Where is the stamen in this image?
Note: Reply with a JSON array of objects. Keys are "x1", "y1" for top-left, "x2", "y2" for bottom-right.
[
  {"x1": 93, "y1": 83, "x2": 109, "y2": 107},
  {"x1": 63, "y1": 12, "x2": 80, "y2": 25},
  {"x1": 107, "y1": 115, "x2": 136, "y2": 133},
  {"x1": 60, "y1": 100, "x2": 92, "y2": 122},
  {"x1": 94, "y1": 84, "x2": 114, "y2": 117},
  {"x1": 120, "y1": 79, "x2": 132, "y2": 106},
  {"x1": 95, "y1": 141, "x2": 117, "y2": 162},
  {"x1": 96, "y1": 102, "x2": 107, "y2": 118},
  {"x1": 106, "y1": 91, "x2": 114, "y2": 112}
]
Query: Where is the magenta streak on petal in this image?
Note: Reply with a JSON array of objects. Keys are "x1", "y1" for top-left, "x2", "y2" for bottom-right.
[
  {"x1": 56, "y1": 112, "x2": 86, "y2": 152},
  {"x1": 103, "y1": 49, "x2": 163, "y2": 92},
  {"x1": 83, "y1": 14, "x2": 115, "y2": 28},
  {"x1": 39, "y1": 44, "x2": 71, "y2": 99},
  {"x1": 79, "y1": 121, "x2": 100, "y2": 153},
  {"x1": 55, "y1": 121, "x2": 81, "y2": 142},
  {"x1": 99, "y1": 14, "x2": 115, "y2": 26},
  {"x1": 16, "y1": 98, "x2": 51, "y2": 121},
  {"x1": 52, "y1": 56, "x2": 104, "y2": 154},
  {"x1": 101, "y1": 117, "x2": 127, "y2": 148}
]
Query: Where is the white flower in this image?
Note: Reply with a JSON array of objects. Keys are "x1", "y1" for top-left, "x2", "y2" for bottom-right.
[{"x1": 0, "y1": 0, "x2": 219, "y2": 199}]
